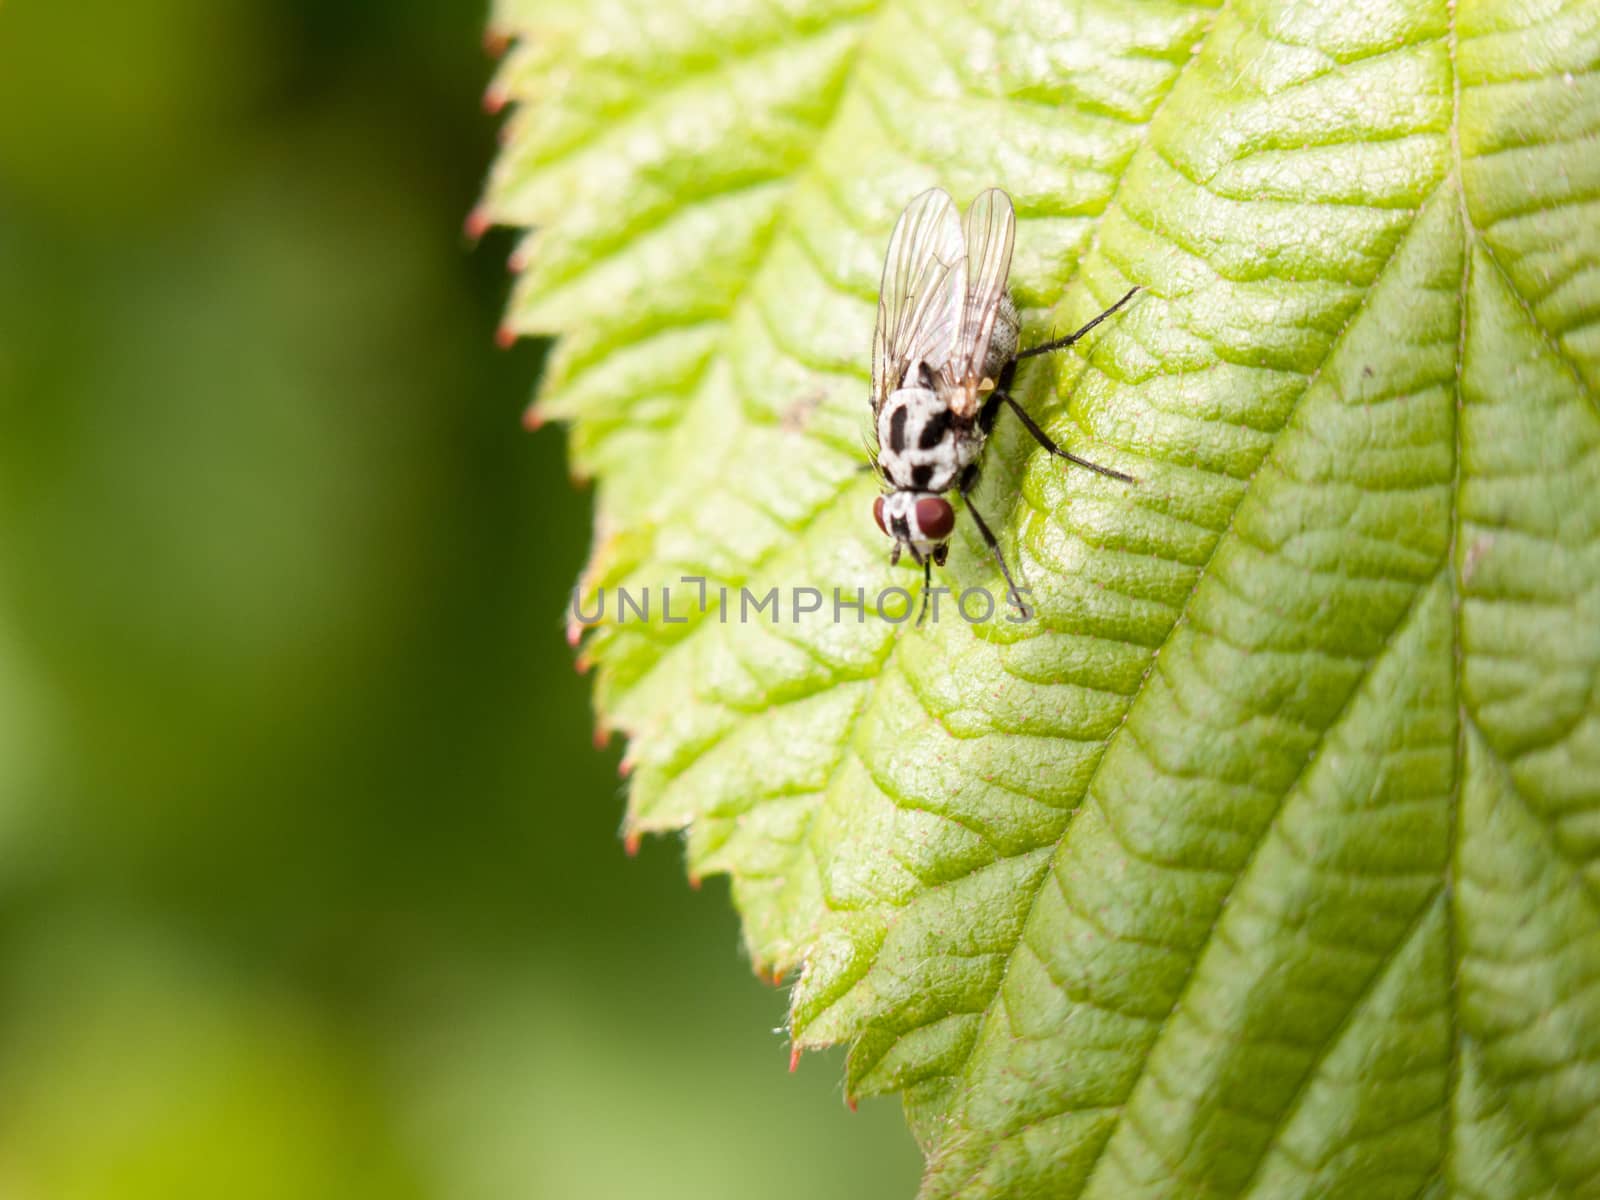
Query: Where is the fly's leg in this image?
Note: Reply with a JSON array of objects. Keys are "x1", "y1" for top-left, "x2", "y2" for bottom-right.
[
  {"x1": 958, "y1": 464, "x2": 1032, "y2": 620},
  {"x1": 984, "y1": 286, "x2": 1139, "y2": 484},
  {"x1": 979, "y1": 388, "x2": 1004, "y2": 436},
  {"x1": 913, "y1": 544, "x2": 950, "y2": 626},
  {"x1": 1015, "y1": 286, "x2": 1140, "y2": 362},
  {"x1": 988, "y1": 391, "x2": 1135, "y2": 483}
]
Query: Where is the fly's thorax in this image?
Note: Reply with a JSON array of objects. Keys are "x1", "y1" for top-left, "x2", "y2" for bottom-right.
[
  {"x1": 876, "y1": 385, "x2": 983, "y2": 495},
  {"x1": 872, "y1": 490, "x2": 955, "y2": 562},
  {"x1": 875, "y1": 385, "x2": 939, "y2": 457}
]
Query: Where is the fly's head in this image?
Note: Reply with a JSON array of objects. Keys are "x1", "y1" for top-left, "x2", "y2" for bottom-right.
[{"x1": 873, "y1": 491, "x2": 954, "y2": 567}]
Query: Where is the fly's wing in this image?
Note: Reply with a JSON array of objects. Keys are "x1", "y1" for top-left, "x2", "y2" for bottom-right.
[
  {"x1": 946, "y1": 188, "x2": 1016, "y2": 418},
  {"x1": 871, "y1": 188, "x2": 965, "y2": 418}
]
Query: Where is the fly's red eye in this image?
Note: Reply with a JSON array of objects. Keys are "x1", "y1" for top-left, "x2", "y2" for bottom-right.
[
  {"x1": 915, "y1": 497, "x2": 954, "y2": 540},
  {"x1": 872, "y1": 495, "x2": 888, "y2": 536}
]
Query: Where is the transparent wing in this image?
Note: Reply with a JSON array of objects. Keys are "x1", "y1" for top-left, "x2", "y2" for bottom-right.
[
  {"x1": 947, "y1": 188, "x2": 1016, "y2": 417},
  {"x1": 871, "y1": 188, "x2": 965, "y2": 415}
]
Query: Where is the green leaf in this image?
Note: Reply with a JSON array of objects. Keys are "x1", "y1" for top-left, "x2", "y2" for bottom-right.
[{"x1": 482, "y1": 0, "x2": 1600, "y2": 1193}]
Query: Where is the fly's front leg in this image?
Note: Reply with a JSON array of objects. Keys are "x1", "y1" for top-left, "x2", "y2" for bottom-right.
[
  {"x1": 957, "y1": 463, "x2": 1031, "y2": 620},
  {"x1": 915, "y1": 547, "x2": 951, "y2": 626}
]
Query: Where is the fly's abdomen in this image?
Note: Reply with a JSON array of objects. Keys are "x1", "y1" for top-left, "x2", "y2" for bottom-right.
[{"x1": 981, "y1": 293, "x2": 1019, "y2": 384}]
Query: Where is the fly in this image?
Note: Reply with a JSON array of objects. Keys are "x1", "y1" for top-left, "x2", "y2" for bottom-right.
[{"x1": 868, "y1": 187, "x2": 1139, "y2": 622}]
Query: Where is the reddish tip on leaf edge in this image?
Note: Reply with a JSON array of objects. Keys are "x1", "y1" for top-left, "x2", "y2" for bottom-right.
[
  {"x1": 687, "y1": 872, "x2": 702, "y2": 891},
  {"x1": 463, "y1": 207, "x2": 491, "y2": 241},
  {"x1": 522, "y1": 405, "x2": 545, "y2": 431},
  {"x1": 483, "y1": 86, "x2": 508, "y2": 116},
  {"x1": 623, "y1": 831, "x2": 641, "y2": 858},
  {"x1": 495, "y1": 324, "x2": 518, "y2": 351},
  {"x1": 771, "y1": 967, "x2": 787, "y2": 987},
  {"x1": 483, "y1": 29, "x2": 511, "y2": 58},
  {"x1": 789, "y1": 1047, "x2": 801, "y2": 1073},
  {"x1": 592, "y1": 725, "x2": 611, "y2": 751},
  {"x1": 846, "y1": 1095, "x2": 858, "y2": 1113},
  {"x1": 574, "y1": 653, "x2": 593, "y2": 675},
  {"x1": 618, "y1": 757, "x2": 635, "y2": 780},
  {"x1": 508, "y1": 249, "x2": 529, "y2": 274}
]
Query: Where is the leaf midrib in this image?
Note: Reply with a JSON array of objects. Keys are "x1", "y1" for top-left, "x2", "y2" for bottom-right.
[
  {"x1": 927, "y1": 121, "x2": 1464, "y2": 1200},
  {"x1": 948, "y1": 8, "x2": 1600, "y2": 1184}
]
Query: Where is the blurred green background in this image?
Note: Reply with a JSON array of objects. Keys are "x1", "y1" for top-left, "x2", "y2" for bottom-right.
[{"x1": 0, "y1": 2, "x2": 919, "y2": 1195}]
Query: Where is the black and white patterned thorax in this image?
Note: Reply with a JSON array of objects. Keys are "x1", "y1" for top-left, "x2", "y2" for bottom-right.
[
  {"x1": 876, "y1": 368, "x2": 981, "y2": 496},
  {"x1": 872, "y1": 372, "x2": 982, "y2": 559}
]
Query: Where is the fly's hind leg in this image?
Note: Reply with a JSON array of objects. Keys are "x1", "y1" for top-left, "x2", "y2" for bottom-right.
[
  {"x1": 1015, "y1": 286, "x2": 1140, "y2": 362},
  {"x1": 984, "y1": 308, "x2": 1137, "y2": 484},
  {"x1": 957, "y1": 464, "x2": 1031, "y2": 621}
]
